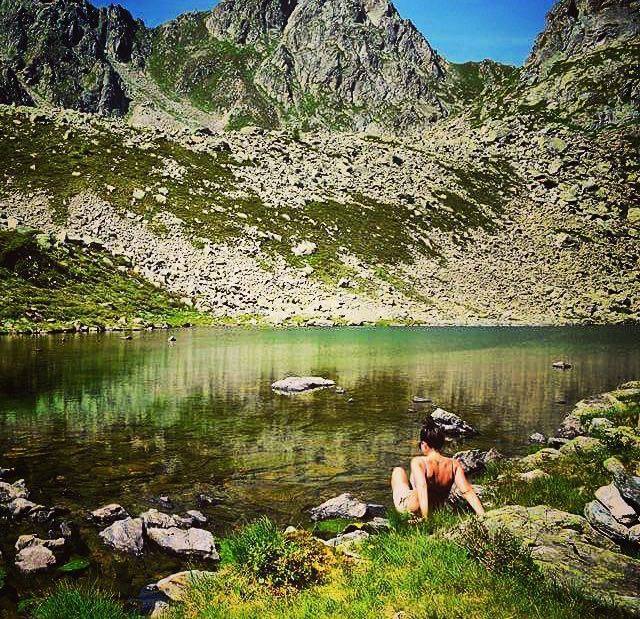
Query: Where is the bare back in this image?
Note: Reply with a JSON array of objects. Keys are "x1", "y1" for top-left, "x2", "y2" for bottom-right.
[{"x1": 410, "y1": 454, "x2": 458, "y2": 509}]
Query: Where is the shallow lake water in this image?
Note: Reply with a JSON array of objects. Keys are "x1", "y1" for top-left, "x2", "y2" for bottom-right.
[{"x1": 1, "y1": 325, "x2": 640, "y2": 604}]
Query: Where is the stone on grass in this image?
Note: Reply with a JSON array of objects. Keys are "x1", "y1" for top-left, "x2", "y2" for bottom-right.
[
  {"x1": 146, "y1": 527, "x2": 219, "y2": 560},
  {"x1": 99, "y1": 517, "x2": 144, "y2": 555},
  {"x1": 310, "y1": 493, "x2": 385, "y2": 521},
  {"x1": 605, "y1": 458, "x2": 640, "y2": 511},
  {"x1": 90, "y1": 503, "x2": 129, "y2": 525},
  {"x1": 271, "y1": 376, "x2": 335, "y2": 393},
  {"x1": 519, "y1": 448, "x2": 561, "y2": 469},
  {"x1": 558, "y1": 435, "x2": 603, "y2": 455},
  {"x1": 520, "y1": 469, "x2": 551, "y2": 482},
  {"x1": 595, "y1": 485, "x2": 638, "y2": 526},
  {"x1": 584, "y1": 500, "x2": 631, "y2": 546},
  {"x1": 431, "y1": 408, "x2": 477, "y2": 436},
  {"x1": 324, "y1": 529, "x2": 369, "y2": 551},
  {"x1": 476, "y1": 505, "x2": 640, "y2": 615},
  {"x1": 453, "y1": 449, "x2": 502, "y2": 475},
  {"x1": 156, "y1": 570, "x2": 215, "y2": 602}
]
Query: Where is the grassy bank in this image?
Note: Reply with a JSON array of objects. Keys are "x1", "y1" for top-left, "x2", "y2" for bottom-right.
[{"x1": 0, "y1": 228, "x2": 212, "y2": 333}]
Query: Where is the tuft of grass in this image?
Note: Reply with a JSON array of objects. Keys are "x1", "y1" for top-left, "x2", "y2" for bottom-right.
[{"x1": 28, "y1": 582, "x2": 140, "y2": 619}]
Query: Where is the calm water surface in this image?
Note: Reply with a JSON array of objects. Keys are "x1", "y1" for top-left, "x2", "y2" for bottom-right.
[{"x1": 0, "y1": 325, "x2": 639, "y2": 602}]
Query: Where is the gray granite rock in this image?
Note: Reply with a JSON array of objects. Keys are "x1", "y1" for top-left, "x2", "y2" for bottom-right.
[
  {"x1": 99, "y1": 517, "x2": 144, "y2": 555},
  {"x1": 90, "y1": 503, "x2": 130, "y2": 525},
  {"x1": 146, "y1": 527, "x2": 219, "y2": 560},
  {"x1": 309, "y1": 493, "x2": 385, "y2": 521},
  {"x1": 595, "y1": 484, "x2": 638, "y2": 526},
  {"x1": 271, "y1": 376, "x2": 335, "y2": 393},
  {"x1": 431, "y1": 408, "x2": 477, "y2": 436}
]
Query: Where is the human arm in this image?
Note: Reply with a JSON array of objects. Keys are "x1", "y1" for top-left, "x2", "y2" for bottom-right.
[
  {"x1": 410, "y1": 457, "x2": 429, "y2": 519},
  {"x1": 453, "y1": 461, "x2": 485, "y2": 516}
]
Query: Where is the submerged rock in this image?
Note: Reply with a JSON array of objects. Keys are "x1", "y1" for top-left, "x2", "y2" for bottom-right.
[
  {"x1": 99, "y1": 517, "x2": 144, "y2": 555},
  {"x1": 477, "y1": 505, "x2": 640, "y2": 615},
  {"x1": 309, "y1": 493, "x2": 385, "y2": 521},
  {"x1": 146, "y1": 527, "x2": 219, "y2": 560},
  {"x1": 453, "y1": 449, "x2": 502, "y2": 475},
  {"x1": 271, "y1": 376, "x2": 336, "y2": 393},
  {"x1": 431, "y1": 408, "x2": 477, "y2": 436}
]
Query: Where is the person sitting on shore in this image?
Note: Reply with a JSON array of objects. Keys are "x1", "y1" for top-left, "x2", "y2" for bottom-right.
[{"x1": 391, "y1": 416, "x2": 485, "y2": 518}]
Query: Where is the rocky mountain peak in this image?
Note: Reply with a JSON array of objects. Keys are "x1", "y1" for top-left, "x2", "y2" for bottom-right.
[
  {"x1": 524, "y1": 0, "x2": 640, "y2": 77},
  {"x1": 206, "y1": 0, "x2": 298, "y2": 45}
]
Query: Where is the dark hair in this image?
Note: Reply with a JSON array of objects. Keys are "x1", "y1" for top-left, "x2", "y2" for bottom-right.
[{"x1": 419, "y1": 416, "x2": 445, "y2": 451}]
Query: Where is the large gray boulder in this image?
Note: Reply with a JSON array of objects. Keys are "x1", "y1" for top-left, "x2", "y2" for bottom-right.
[
  {"x1": 476, "y1": 505, "x2": 640, "y2": 615},
  {"x1": 453, "y1": 449, "x2": 502, "y2": 475},
  {"x1": 309, "y1": 493, "x2": 385, "y2": 521},
  {"x1": 271, "y1": 376, "x2": 335, "y2": 393},
  {"x1": 584, "y1": 500, "x2": 632, "y2": 547},
  {"x1": 99, "y1": 517, "x2": 144, "y2": 555},
  {"x1": 146, "y1": 527, "x2": 219, "y2": 560},
  {"x1": 595, "y1": 485, "x2": 638, "y2": 526},
  {"x1": 605, "y1": 458, "x2": 640, "y2": 511}
]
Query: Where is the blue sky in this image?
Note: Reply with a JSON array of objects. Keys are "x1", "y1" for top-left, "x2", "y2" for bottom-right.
[{"x1": 96, "y1": 0, "x2": 556, "y2": 66}]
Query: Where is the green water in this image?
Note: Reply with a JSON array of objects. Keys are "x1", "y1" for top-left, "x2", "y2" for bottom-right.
[{"x1": 0, "y1": 325, "x2": 639, "y2": 603}]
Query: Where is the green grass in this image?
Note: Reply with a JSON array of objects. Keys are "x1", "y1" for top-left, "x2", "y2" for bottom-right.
[
  {"x1": 168, "y1": 518, "x2": 622, "y2": 619},
  {"x1": 0, "y1": 228, "x2": 210, "y2": 333},
  {"x1": 28, "y1": 582, "x2": 140, "y2": 619}
]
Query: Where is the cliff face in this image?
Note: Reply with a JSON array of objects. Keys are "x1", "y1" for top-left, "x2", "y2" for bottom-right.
[
  {"x1": 254, "y1": 0, "x2": 447, "y2": 131},
  {"x1": 525, "y1": 0, "x2": 640, "y2": 76},
  {"x1": 0, "y1": 0, "x2": 147, "y2": 115}
]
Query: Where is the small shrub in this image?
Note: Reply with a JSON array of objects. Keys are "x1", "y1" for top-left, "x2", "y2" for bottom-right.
[
  {"x1": 456, "y1": 518, "x2": 539, "y2": 580},
  {"x1": 29, "y1": 582, "x2": 138, "y2": 619},
  {"x1": 220, "y1": 517, "x2": 333, "y2": 590}
]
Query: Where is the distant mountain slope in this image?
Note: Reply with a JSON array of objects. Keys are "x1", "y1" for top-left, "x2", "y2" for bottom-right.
[{"x1": 0, "y1": 0, "x2": 147, "y2": 115}]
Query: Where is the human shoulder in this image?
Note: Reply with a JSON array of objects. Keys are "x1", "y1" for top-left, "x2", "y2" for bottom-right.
[{"x1": 410, "y1": 456, "x2": 427, "y2": 468}]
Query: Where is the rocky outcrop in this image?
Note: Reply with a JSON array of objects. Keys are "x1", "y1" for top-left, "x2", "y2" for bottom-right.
[
  {"x1": 206, "y1": 0, "x2": 297, "y2": 45},
  {"x1": 254, "y1": 0, "x2": 447, "y2": 131},
  {"x1": 479, "y1": 505, "x2": 640, "y2": 615},
  {"x1": 0, "y1": 61, "x2": 32, "y2": 106},
  {"x1": 0, "y1": 0, "x2": 147, "y2": 115}
]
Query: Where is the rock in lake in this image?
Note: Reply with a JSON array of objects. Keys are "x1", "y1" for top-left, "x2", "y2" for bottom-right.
[
  {"x1": 90, "y1": 503, "x2": 129, "y2": 525},
  {"x1": 310, "y1": 493, "x2": 385, "y2": 521},
  {"x1": 552, "y1": 361, "x2": 572, "y2": 370},
  {"x1": 431, "y1": 408, "x2": 477, "y2": 436},
  {"x1": 99, "y1": 517, "x2": 144, "y2": 555},
  {"x1": 271, "y1": 376, "x2": 336, "y2": 393},
  {"x1": 595, "y1": 485, "x2": 638, "y2": 526},
  {"x1": 0, "y1": 480, "x2": 28, "y2": 502},
  {"x1": 453, "y1": 448, "x2": 502, "y2": 475},
  {"x1": 146, "y1": 527, "x2": 219, "y2": 560},
  {"x1": 584, "y1": 500, "x2": 632, "y2": 546}
]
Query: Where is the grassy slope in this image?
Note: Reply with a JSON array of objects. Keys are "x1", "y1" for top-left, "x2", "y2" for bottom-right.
[
  {"x1": 0, "y1": 228, "x2": 207, "y2": 332},
  {"x1": 146, "y1": 12, "x2": 278, "y2": 130}
]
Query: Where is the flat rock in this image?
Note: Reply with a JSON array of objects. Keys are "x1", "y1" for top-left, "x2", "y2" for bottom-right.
[
  {"x1": 6, "y1": 498, "x2": 45, "y2": 518},
  {"x1": 156, "y1": 570, "x2": 215, "y2": 602},
  {"x1": 15, "y1": 535, "x2": 65, "y2": 551},
  {"x1": 475, "y1": 505, "x2": 640, "y2": 615},
  {"x1": 90, "y1": 503, "x2": 129, "y2": 525},
  {"x1": 595, "y1": 485, "x2": 638, "y2": 526},
  {"x1": 324, "y1": 529, "x2": 369, "y2": 550},
  {"x1": 431, "y1": 408, "x2": 477, "y2": 436},
  {"x1": 271, "y1": 376, "x2": 336, "y2": 393},
  {"x1": 309, "y1": 493, "x2": 385, "y2": 521},
  {"x1": 15, "y1": 545, "x2": 57, "y2": 574},
  {"x1": 99, "y1": 517, "x2": 144, "y2": 555},
  {"x1": 147, "y1": 527, "x2": 219, "y2": 560},
  {"x1": 453, "y1": 448, "x2": 502, "y2": 475},
  {"x1": 584, "y1": 500, "x2": 632, "y2": 546}
]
